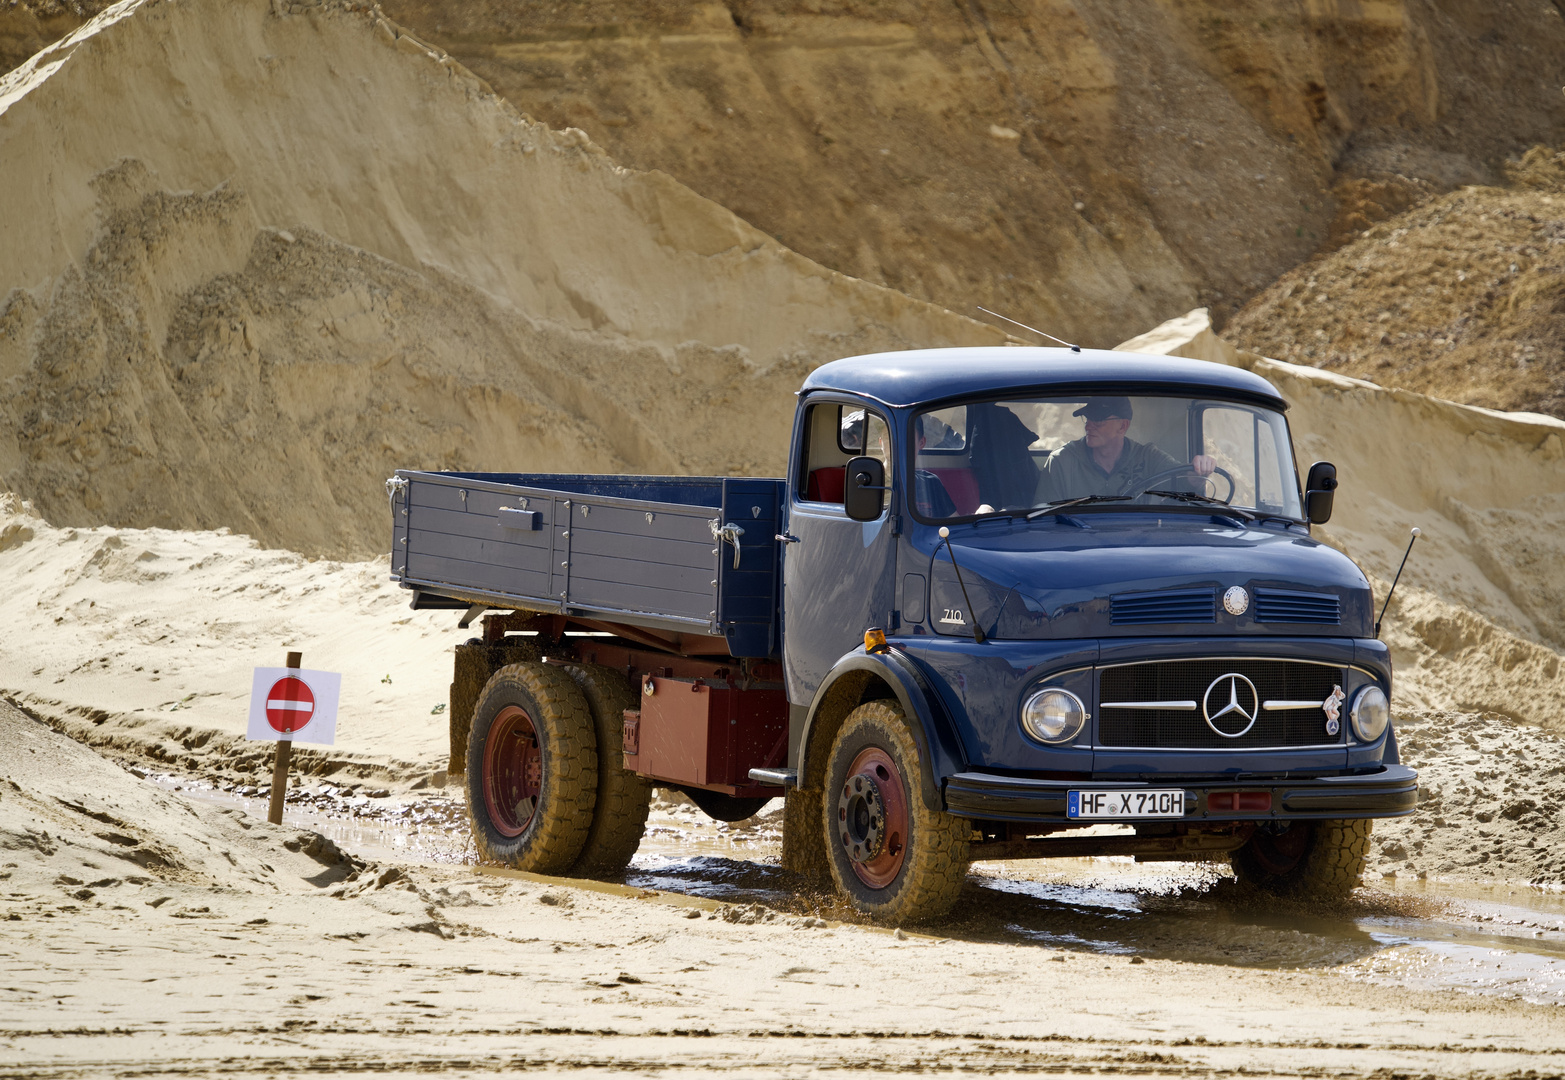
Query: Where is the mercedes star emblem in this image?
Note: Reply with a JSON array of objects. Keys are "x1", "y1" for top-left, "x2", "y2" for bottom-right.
[
  {"x1": 1203, "y1": 673, "x2": 1259, "y2": 738},
  {"x1": 1223, "y1": 586, "x2": 1250, "y2": 616}
]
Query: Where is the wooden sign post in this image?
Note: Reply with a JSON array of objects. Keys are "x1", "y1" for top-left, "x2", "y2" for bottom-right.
[{"x1": 268, "y1": 650, "x2": 302, "y2": 825}]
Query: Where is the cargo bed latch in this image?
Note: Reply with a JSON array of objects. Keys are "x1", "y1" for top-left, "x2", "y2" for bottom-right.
[{"x1": 711, "y1": 521, "x2": 745, "y2": 569}]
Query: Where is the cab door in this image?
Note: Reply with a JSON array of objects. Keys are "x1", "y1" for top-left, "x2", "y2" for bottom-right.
[{"x1": 781, "y1": 398, "x2": 900, "y2": 707}]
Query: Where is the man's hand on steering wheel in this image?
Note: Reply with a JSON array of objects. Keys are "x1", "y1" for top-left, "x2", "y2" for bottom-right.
[{"x1": 1130, "y1": 463, "x2": 1237, "y2": 504}]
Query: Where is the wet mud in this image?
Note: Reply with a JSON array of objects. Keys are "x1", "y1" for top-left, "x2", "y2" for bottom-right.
[{"x1": 147, "y1": 771, "x2": 1565, "y2": 1011}]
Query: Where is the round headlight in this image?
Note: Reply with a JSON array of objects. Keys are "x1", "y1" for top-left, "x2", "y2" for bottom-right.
[
  {"x1": 1350, "y1": 685, "x2": 1390, "y2": 742},
  {"x1": 1021, "y1": 688, "x2": 1087, "y2": 745}
]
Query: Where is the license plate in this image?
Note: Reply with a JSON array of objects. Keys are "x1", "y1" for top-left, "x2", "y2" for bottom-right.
[{"x1": 1067, "y1": 789, "x2": 1185, "y2": 819}]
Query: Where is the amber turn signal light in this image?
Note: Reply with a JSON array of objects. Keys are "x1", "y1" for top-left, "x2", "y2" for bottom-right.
[{"x1": 863, "y1": 627, "x2": 889, "y2": 654}]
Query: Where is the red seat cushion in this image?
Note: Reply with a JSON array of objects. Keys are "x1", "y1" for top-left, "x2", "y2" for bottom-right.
[
  {"x1": 807, "y1": 466, "x2": 846, "y2": 503},
  {"x1": 926, "y1": 467, "x2": 980, "y2": 515}
]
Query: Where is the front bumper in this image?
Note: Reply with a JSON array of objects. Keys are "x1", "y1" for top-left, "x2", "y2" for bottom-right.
[{"x1": 944, "y1": 764, "x2": 1417, "y2": 824}]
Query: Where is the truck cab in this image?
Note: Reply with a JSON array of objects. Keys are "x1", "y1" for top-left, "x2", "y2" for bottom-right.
[{"x1": 390, "y1": 347, "x2": 1415, "y2": 923}]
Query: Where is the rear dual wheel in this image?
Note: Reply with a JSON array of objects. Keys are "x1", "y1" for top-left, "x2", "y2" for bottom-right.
[
  {"x1": 560, "y1": 663, "x2": 651, "y2": 876},
  {"x1": 466, "y1": 662, "x2": 650, "y2": 876},
  {"x1": 822, "y1": 700, "x2": 970, "y2": 924},
  {"x1": 467, "y1": 663, "x2": 597, "y2": 873}
]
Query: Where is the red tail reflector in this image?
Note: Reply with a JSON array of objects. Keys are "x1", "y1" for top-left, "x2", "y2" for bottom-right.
[{"x1": 1208, "y1": 791, "x2": 1271, "y2": 812}]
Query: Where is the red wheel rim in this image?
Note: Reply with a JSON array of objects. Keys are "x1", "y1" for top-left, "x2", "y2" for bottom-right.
[
  {"x1": 482, "y1": 704, "x2": 542, "y2": 838},
  {"x1": 838, "y1": 746, "x2": 909, "y2": 889}
]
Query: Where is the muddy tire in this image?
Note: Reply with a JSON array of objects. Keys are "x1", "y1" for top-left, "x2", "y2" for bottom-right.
[
  {"x1": 781, "y1": 787, "x2": 831, "y2": 883},
  {"x1": 1231, "y1": 818, "x2": 1371, "y2": 900},
  {"x1": 465, "y1": 663, "x2": 597, "y2": 873},
  {"x1": 822, "y1": 700, "x2": 970, "y2": 924},
  {"x1": 560, "y1": 663, "x2": 651, "y2": 877},
  {"x1": 450, "y1": 637, "x2": 541, "y2": 777}
]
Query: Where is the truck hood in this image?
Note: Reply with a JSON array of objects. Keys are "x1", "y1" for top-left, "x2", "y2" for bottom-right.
[{"x1": 924, "y1": 515, "x2": 1373, "y2": 640}]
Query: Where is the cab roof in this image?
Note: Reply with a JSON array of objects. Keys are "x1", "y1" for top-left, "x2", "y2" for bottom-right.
[{"x1": 801, "y1": 347, "x2": 1289, "y2": 410}]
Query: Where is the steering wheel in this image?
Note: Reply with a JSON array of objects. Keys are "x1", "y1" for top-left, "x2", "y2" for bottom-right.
[{"x1": 1130, "y1": 465, "x2": 1237, "y2": 504}]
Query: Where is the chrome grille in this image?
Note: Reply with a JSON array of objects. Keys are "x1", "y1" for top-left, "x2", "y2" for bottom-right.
[
  {"x1": 1110, "y1": 588, "x2": 1215, "y2": 626},
  {"x1": 1254, "y1": 588, "x2": 1340, "y2": 625},
  {"x1": 1098, "y1": 658, "x2": 1344, "y2": 749}
]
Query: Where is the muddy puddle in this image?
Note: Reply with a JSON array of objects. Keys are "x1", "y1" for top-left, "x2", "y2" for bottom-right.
[{"x1": 149, "y1": 772, "x2": 1565, "y2": 1008}]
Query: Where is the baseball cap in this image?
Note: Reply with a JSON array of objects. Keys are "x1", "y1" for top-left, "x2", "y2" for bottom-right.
[{"x1": 1072, "y1": 397, "x2": 1133, "y2": 421}]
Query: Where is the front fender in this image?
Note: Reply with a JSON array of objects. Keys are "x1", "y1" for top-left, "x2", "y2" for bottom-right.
[{"x1": 797, "y1": 648, "x2": 969, "y2": 813}]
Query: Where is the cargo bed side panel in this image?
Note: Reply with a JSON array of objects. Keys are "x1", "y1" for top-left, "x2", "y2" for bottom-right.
[{"x1": 393, "y1": 471, "x2": 787, "y2": 647}]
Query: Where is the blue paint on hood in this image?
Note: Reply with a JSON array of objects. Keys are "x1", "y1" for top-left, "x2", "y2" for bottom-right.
[{"x1": 921, "y1": 515, "x2": 1372, "y2": 640}]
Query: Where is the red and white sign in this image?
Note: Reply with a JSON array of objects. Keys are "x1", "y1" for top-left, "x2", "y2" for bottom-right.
[
  {"x1": 247, "y1": 667, "x2": 340, "y2": 745},
  {"x1": 265, "y1": 677, "x2": 316, "y2": 733}
]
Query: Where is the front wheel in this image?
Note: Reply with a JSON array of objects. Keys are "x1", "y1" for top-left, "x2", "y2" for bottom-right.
[
  {"x1": 822, "y1": 700, "x2": 970, "y2": 924},
  {"x1": 1230, "y1": 819, "x2": 1371, "y2": 900},
  {"x1": 465, "y1": 663, "x2": 598, "y2": 872}
]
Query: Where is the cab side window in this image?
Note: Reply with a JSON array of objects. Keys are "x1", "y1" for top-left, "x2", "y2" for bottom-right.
[{"x1": 799, "y1": 404, "x2": 890, "y2": 505}]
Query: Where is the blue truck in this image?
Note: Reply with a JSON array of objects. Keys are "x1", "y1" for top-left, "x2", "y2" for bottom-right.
[{"x1": 388, "y1": 347, "x2": 1416, "y2": 923}]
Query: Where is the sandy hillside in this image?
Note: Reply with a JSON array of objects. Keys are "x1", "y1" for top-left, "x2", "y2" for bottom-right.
[
  {"x1": 1226, "y1": 146, "x2": 1565, "y2": 419},
  {"x1": 374, "y1": 0, "x2": 1565, "y2": 343},
  {"x1": 0, "y1": 0, "x2": 1006, "y2": 558},
  {"x1": 6, "y1": 695, "x2": 1565, "y2": 1078}
]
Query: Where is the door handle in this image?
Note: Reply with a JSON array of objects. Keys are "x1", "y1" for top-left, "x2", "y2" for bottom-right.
[{"x1": 775, "y1": 533, "x2": 800, "y2": 545}]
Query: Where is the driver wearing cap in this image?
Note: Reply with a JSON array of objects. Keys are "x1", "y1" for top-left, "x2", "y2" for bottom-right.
[{"x1": 1036, "y1": 397, "x2": 1216, "y2": 504}]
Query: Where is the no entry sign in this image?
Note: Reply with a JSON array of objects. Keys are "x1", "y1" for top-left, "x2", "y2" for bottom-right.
[
  {"x1": 265, "y1": 676, "x2": 315, "y2": 733},
  {"x1": 247, "y1": 667, "x2": 340, "y2": 745}
]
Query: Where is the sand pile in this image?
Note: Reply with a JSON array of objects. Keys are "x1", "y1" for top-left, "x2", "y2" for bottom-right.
[
  {"x1": 1226, "y1": 147, "x2": 1565, "y2": 419},
  {"x1": 17, "y1": 3, "x2": 1565, "y2": 351},
  {"x1": 0, "y1": 0, "x2": 1003, "y2": 557},
  {"x1": 376, "y1": 1, "x2": 1565, "y2": 343},
  {"x1": 1123, "y1": 310, "x2": 1565, "y2": 729},
  {"x1": 1364, "y1": 710, "x2": 1565, "y2": 886},
  {"x1": 0, "y1": 695, "x2": 388, "y2": 914},
  {"x1": 0, "y1": 492, "x2": 453, "y2": 780}
]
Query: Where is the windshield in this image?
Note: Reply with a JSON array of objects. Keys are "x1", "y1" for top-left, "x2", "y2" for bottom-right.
[{"x1": 909, "y1": 395, "x2": 1302, "y2": 521}]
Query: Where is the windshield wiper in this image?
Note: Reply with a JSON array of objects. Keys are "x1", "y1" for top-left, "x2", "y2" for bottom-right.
[
  {"x1": 1024, "y1": 495, "x2": 1137, "y2": 520},
  {"x1": 1141, "y1": 489, "x2": 1257, "y2": 520}
]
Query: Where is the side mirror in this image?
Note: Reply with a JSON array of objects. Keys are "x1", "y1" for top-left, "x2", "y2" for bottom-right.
[
  {"x1": 1305, "y1": 461, "x2": 1338, "y2": 524},
  {"x1": 843, "y1": 456, "x2": 887, "y2": 522}
]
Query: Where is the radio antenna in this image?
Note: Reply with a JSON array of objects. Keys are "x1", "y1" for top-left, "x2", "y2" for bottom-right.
[
  {"x1": 1375, "y1": 527, "x2": 1421, "y2": 637},
  {"x1": 977, "y1": 306, "x2": 1081, "y2": 352},
  {"x1": 938, "y1": 527, "x2": 986, "y2": 644}
]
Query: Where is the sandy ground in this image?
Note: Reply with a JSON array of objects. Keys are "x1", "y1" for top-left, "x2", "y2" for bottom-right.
[
  {"x1": 0, "y1": 493, "x2": 455, "y2": 783},
  {"x1": 8, "y1": 697, "x2": 1565, "y2": 1079}
]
